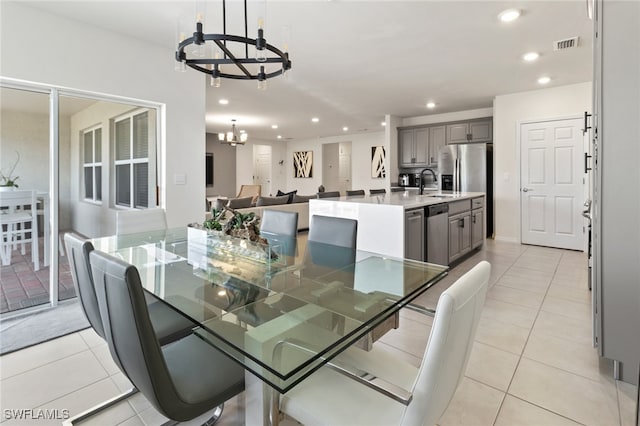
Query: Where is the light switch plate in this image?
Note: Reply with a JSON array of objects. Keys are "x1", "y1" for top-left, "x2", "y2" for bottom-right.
[{"x1": 174, "y1": 173, "x2": 187, "y2": 185}]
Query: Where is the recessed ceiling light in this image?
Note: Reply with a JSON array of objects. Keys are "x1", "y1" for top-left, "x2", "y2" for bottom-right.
[
  {"x1": 271, "y1": 124, "x2": 278, "y2": 129},
  {"x1": 426, "y1": 102, "x2": 436, "y2": 109},
  {"x1": 538, "y1": 76, "x2": 551, "y2": 85},
  {"x1": 343, "y1": 126, "x2": 348, "y2": 131},
  {"x1": 239, "y1": 129, "x2": 246, "y2": 133},
  {"x1": 311, "y1": 117, "x2": 319, "y2": 123},
  {"x1": 381, "y1": 121, "x2": 386, "y2": 126},
  {"x1": 523, "y1": 52, "x2": 539, "y2": 62},
  {"x1": 277, "y1": 135, "x2": 282, "y2": 139},
  {"x1": 498, "y1": 9, "x2": 521, "y2": 22},
  {"x1": 218, "y1": 99, "x2": 229, "y2": 105}
]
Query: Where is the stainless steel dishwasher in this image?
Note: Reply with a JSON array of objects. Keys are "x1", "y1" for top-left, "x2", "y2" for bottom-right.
[{"x1": 425, "y1": 203, "x2": 449, "y2": 265}]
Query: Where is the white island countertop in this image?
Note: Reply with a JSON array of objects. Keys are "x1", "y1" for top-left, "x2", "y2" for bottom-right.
[
  {"x1": 309, "y1": 191, "x2": 485, "y2": 258},
  {"x1": 311, "y1": 191, "x2": 485, "y2": 210}
]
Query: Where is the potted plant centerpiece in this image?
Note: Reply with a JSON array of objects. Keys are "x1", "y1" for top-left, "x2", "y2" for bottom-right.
[{"x1": 0, "y1": 151, "x2": 20, "y2": 190}]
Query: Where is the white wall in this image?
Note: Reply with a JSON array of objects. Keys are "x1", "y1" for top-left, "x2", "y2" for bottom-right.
[
  {"x1": 401, "y1": 107, "x2": 494, "y2": 127},
  {"x1": 493, "y1": 82, "x2": 592, "y2": 242},
  {"x1": 1, "y1": 2, "x2": 205, "y2": 227},
  {"x1": 284, "y1": 132, "x2": 387, "y2": 195}
]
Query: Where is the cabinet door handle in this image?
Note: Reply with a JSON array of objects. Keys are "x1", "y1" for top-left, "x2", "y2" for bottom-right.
[
  {"x1": 473, "y1": 215, "x2": 476, "y2": 224},
  {"x1": 583, "y1": 111, "x2": 592, "y2": 134},
  {"x1": 459, "y1": 218, "x2": 465, "y2": 228},
  {"x1": 584, "y1": 152, "x2": 592, "y2": 172}
]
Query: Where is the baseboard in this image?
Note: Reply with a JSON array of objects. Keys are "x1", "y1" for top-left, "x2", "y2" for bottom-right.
[{"x1": 494, "y1": 236, "x2": 519, "y2": 244}]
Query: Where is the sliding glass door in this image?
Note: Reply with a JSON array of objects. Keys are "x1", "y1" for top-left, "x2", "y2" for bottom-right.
[{"x1": 0, "y1": 80, "x2": 161, "y2": 315}]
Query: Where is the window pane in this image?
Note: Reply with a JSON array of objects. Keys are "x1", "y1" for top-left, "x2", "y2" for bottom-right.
[
  {"x1": 115, "y1": 119, "x2": 130, "y2": 161},
  {"x1": 95, "y1": 128, "x2": 102, "y2": 162},
  {"x1": 116, "y1": 164, "x2": 131, "y2": 206},
  {"x1": 84, "y1": 167, "x2": 93, "y2": 199},
  {"x1": 83, "y1": 132, "x2": 92, "y2": 163},
  {"x1": 95, "y1": 166, "x2": 102, "y2": 201},
  {"x1": 133, "y1": 111, "x2": 148, "y2": 159},
  {"x1": 134, "y1": 163, "x2": 149, "y2": 208}
]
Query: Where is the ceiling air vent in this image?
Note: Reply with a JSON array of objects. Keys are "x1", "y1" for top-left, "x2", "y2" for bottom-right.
[{"x1": 554, "y1": 37, "x2": 580, "y2": 51}]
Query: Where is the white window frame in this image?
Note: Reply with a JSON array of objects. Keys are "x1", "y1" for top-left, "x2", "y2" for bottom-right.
[
  {"x1": 113, "y1": 109, "x2": 156, "y2": 210},
  {"x1": 82, "y1": 125, "x2": 102, "y2": 204}
]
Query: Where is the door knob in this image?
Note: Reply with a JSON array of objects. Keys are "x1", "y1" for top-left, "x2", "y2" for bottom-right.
[{"x1": 522, "y1": 188, "x2": 534, "y2": 192}]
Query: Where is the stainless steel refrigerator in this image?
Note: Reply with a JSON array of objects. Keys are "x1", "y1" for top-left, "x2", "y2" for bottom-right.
[{"x1": 438, "y1": 143, "x2": 493, "y2": 237}]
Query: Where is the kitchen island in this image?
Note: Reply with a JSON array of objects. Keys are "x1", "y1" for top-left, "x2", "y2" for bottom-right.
[{"x1": 309, "y1": 191, "x2": 486, "y2": 263}]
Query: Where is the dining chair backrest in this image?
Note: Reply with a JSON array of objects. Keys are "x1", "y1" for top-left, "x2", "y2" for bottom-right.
[
  {"x1": 116, "y1": 208, "x2": 167, "y2": 235},
  {"x1": 260, "y1": 209, "x2": 299, "y2": 257},
  {"x1": 316, "y1": 191, "x2": 341, "y2": 199},
  {"x1": 64, "y1": 233, "x2": 104, "y2": 338},
  {"x1": 0, "y1": 190, "x2": 39, "y2": 270},
  {"x1": 308, "y1": 215, "x2": 357, "y2": 249},
  {"x1": 400, "y1": 261, "x2": 490, "y2": 425},
  {"x1": 369, "y1": 188, "x2": 386, "y2": 195},
  {"x1": 236, "y1": 184, "x2": 261, "y2": 201},
  {"x1": 345, "y1": 189, "x2": 365, "y2": 196}
]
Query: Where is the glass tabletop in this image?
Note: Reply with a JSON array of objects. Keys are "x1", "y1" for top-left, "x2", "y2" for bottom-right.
[{"x1": 92, "y1": 227, "x2": 448, "y2": 393}]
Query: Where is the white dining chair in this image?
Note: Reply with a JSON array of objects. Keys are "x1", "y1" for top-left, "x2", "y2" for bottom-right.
[
  {"x1": 279, "y1": 261, "x2": 491, "y2": 426},
  {"x1": 0, "y1": 190, "x2": 39, "y2": 270},
  {"x1": 116, "y1": 208, "x2": 167, "y2": 236}
]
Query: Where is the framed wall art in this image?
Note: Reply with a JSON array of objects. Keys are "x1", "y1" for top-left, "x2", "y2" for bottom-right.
[
  {"x1": 371, "y1": 146, "x2": 386, "y2": 178},
  {"x1": 293, "y1": 151, "x2": 313, "y2": 178}
]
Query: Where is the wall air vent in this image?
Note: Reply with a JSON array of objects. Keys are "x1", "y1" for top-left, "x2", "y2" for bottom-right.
[{"x1": 554, "y1": 37, "x2": 580, "y2": 51}]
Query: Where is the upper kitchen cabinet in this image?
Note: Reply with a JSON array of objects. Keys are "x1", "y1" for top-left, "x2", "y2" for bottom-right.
[
  {"x1": 398, "y1": 127, "x2": 429, "y2": 167},
  {"x1": 429, "y1": 126, "x2": 446, "y2": 165},
  {"x1": 446, "y1": 118, "x2": 493, "y2": 144}
]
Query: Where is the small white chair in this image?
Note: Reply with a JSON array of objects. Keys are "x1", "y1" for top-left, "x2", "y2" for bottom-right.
[
  {"x1": 279, "y1": 261, "x2": 491, "y2": 426},
  {"x1": 0, "y1": 190, "x2": 39, "y2": 270},
  {"x1": 115, "y1": 208, "x2": 167, "y2": 236}
]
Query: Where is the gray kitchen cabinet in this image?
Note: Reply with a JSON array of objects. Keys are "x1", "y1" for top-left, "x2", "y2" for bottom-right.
[
  {"x1": 428, "y1": 126, "x2": 446, "y2": 165},
  {"x1": 446, "y1": 119, "x2": 493, "y2": 144},
  {"x1": 448, "y1": 211, "x2": 471, "y2": 263},
  {"x1": 405, "y1": 208, "x2": 424, "y2": 261},
  {"x1": 398, "y1": 128, "x2": 429, "y2": 167},
  {"x1": 471, "y1": 196, "x2": 485, "y2": 249},
  {"x1": 471, "y1": 208, "x2": 484, "y2": 249}
]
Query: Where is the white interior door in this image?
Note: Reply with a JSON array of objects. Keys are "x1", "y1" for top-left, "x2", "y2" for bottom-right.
[
  {"x1": 338, "y1": 142, "x2": 352, "y2": 192},
  {"x1": 253, "y1": 144, "x2": 272, "y2": 195},
  {"x1": 521, "y1": 118, "x2": 585, "y2": 250}
]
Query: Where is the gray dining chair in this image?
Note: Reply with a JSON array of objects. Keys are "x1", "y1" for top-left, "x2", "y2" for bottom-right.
[
  {"x1": 64, "y1": 233, "x2": 197, "y2": 344},
  {"x1": 116, "y1": 208, "x2": 167, "y2": 235},
  {"x1": 90, "y1": 250, "x2": 246, "y2": 423},
  {"x1": 345, "y1": 189, "x2": 365, "y2": 196},
  {"x1": 369, "y1": 188, "x2": 386, "y2": 195},
  {"x1": 260, "y1": 209, "x2": 298, "y2": 257},
  {"x1": 308, "y1": 215, "x2": 357, "y2": 249},
  {"x1": 316, "y1": 191, "x2": 341, "y2": 199},
  {"x1": 279, "y1": 261, "x2": 491, "y2": 426}
]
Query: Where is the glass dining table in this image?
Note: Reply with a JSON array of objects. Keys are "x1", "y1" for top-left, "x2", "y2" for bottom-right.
[{"x1": 92, "y1": 226, "x2": 448, "y2": 425}]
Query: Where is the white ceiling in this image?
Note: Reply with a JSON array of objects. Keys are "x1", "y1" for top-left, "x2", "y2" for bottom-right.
[{"x1": 23, "y1": 1, "x2": 593, "y2": 142}]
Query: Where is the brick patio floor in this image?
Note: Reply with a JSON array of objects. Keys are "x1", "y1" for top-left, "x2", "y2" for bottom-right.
[{"x1": 0, "y1": 236, "x2": 76, "y2": 314}]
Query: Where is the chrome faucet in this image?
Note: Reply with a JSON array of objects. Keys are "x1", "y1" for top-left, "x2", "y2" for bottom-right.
[{"x1": 419, "y1": 168, "x2": 437, "y2": 195}]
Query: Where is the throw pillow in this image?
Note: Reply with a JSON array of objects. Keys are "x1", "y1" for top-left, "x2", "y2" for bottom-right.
[
  {"x1": 292, "y1": 194, "x2": 315, "y2": 203},
  {"x1": 256, "y1": 195, "x2": 289, "y2": 207},
  {"x1": 227, "y1": 196, "x2": 253, "y2": 209},
  {"x1": 276, "y1": 189, "x2": 297, "y2": 204},
  {"x1": 213, "y1": 198, "x2": 228, "y2": 211}
]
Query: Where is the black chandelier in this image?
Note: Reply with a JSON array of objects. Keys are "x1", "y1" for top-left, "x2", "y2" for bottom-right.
[{"x1": 175, "y1": 0, "x2": 292, "y2": 89}]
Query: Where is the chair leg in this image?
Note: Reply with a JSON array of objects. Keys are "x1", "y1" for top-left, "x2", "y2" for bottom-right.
[
  {"x1": 62, "y1": 387, "x2": 138, "y2": 426},
  {"x1": 201, "y1": 404, "x2": 224, "y2": 426}
]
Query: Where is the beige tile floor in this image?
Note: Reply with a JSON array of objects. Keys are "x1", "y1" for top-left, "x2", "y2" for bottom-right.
[{"x1": 0, "y1": 239, "x2": 637, "y2": 425}]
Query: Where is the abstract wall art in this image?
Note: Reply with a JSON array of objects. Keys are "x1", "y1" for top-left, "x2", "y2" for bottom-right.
[
  {"x1": 371, "y1": 146, "x2": 386, "y2": 178},
  {"x1": 293, "y1": 151, "x2": 313, "y2": 178}
]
